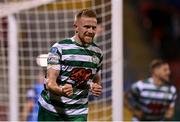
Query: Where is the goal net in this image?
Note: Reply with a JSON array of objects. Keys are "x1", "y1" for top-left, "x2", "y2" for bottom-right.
[{"x1": 0, "y1": 0, "x2": 117, "y2": 121}]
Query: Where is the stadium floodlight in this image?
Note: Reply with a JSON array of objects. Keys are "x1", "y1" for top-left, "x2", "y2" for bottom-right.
[{"x1": 36, "y1": 54, "x2": 48, "y2": 67}]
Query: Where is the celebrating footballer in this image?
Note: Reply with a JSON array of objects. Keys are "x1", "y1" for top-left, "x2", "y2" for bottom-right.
[{"x1": 38, "y1": 9, "x2": 103, "y2": 121}]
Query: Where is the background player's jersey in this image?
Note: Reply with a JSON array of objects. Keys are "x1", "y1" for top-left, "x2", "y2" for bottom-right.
[
  {"x1": 38, "y1": 38, "x2": 103, "y2": 116},
  {"x1": 129, "y1": 78, "x2": 177, "y2": 120},
  {"x1": 27, "y1": 83, "x2": 43, "y2": 121}
]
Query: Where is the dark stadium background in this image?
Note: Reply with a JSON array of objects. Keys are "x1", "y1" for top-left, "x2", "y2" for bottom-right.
[{"x1": 124, "y1": 0, "x2": 180, "y2": 120}]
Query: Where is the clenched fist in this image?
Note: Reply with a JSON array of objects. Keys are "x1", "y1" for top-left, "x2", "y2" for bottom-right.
[
  {"x1": 61, "y1": 83, "x2": 73, "y2": 96},
  {"x1": 90, "y1": 83, "x2": 102, "y2": 97}
]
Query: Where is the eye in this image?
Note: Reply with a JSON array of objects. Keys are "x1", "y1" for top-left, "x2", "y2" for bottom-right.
[
  {"x1": 92, "y1": 26, "x2": 96, "y2": 30},
  {"x1": 84, "y1": 25, "x2": 90, "y2": 29},
  {"x1": 83, "y1": 25, "x2": 97, "y2": 30}
]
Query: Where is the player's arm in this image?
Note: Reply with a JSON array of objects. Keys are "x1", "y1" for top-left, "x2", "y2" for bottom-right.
[
  {"x1": 124, "y1": 90, "x2": 143, "y2": 119},
  {"x1": 90, "y1": 54, "x2": 103, "y2": 96},
  {"x1": 91, "y1": 74, "x2": 102, "y2": 96},
  {"x1": 46, "y1": 46, "x2": 73, "y2": 96},
  {"x1": 46, "y1": 69, "x2": 61, "y2": 95},
  {"x1": 164, "y1": 87, "x2": 177, "y2": 120},
  {"x1": 93, "y1": 53, "x2": 103, "y2": 85},
  {"x1": 46, "y1": 69, "x2": 73, "y2": 96},
  {"x1": 90, "y1": 53, "x2": 103, "y2": 96},
  {"x1": 93, "y1": 73, "x2": 101, "y2": 84},
  {"x1": 124, "y1": 82, "x2": 144, "y2": 119}
]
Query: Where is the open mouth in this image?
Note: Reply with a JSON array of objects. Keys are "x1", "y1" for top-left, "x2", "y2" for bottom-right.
[
  {"x1": 86, "y1": 36, "x2": 92, "y2": 38},
  {"x1": 85, "y1": 36, "x2": 93, "y2": 39}
]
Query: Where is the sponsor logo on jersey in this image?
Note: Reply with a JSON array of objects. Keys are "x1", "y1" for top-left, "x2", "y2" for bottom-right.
[
  {"x1": 69, "y1": 68, "x2": 92, "y2": 86},
  {"x1": 92, "y1": 54, "x2": 99, "y2": 64}
]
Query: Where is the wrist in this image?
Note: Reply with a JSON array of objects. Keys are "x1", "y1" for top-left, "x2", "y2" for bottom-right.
[
  {"x1": 89, "y1": 82, "x2": 93, "y2": 90},
  {"x1": 58, "y1": 85, "x2": 64, "y2": 94}
]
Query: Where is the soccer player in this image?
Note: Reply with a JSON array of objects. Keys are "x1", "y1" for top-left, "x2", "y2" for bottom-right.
[
  {"x1": 38, "y1": 9, "x2": 103, "y2": 121},
  {"x1": 125, "y1": 59, "x2": 177, "y2": 121}
]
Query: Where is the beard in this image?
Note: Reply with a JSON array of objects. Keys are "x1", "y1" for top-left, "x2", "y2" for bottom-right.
[
  {"x1": 78, "y1": 33, "x2": 94, "y2": 45},
  {"x1": 159, "y1": 75, "x2": 170, "y2": 82}
]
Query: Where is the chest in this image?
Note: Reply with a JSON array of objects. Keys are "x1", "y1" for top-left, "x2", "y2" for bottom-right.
[
  {"x1": 139, "y1": 87, "x2": 173, "y2": 107},
  {"x1": 141, "y1": 90, "x2": 173, "y2": 99},
  {"x1": 61, "y1": 48, "x2": 100, "y2": 68}
]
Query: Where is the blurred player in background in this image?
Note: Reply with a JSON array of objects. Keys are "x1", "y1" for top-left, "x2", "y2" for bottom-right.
[
  {"x1": 22, "y1": 70, "x2": 44, "y2": 121},
  {"x1": 38, "y1": 9, "x2": 103, "y2": 121},
  {"x1": 125, "y1": 59, "x2": 177, "y2": 121}
]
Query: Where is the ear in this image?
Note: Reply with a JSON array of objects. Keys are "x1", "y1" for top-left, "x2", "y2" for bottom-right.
[
  {"x1": 153, "y1": 68, "x2": 160, "y2": 75},
  {"x1": 74, "y1": 22, "x2": 78, "y2": 33},
  {"x1": 73, "y1": 22, "x2": 77, "y2": 28}
]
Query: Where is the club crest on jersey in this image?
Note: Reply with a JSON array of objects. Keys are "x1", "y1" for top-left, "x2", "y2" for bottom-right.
[
  {"x1": 92, "y1": 54, "x2": 99, "y2": 64},
  {"x1": 69, "y1": 68, "x2": 92, "y2": 87},
  {"x1": 50, "y1": 47, "x2": 58, "y2": 54}
]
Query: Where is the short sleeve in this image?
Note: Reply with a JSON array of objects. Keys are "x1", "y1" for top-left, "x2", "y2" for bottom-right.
[
  {"x1": 47, "y1": 44, "x2": 61, "y2": 70},
  {"x1": 169, "y1": 86, "x2": 177, "y2": 108},
  {"x1": 130, "y1": 82, "x2": 140, "y2": 98},
  {"x1": 128, "y1": 82, "x2": 141, "y2": 109}
]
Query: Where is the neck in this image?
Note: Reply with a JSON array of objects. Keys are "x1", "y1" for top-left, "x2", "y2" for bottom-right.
[{"x1": 152, "y1": 76, "x2": 164, "y2": 86}]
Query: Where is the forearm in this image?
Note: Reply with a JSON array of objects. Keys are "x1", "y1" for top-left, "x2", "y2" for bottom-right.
[
  {"x1": 124, "y1": 92, "x2": 143, "y2": 119},
  {"x1": 90, "y1": 74, "x2": 102, "y2": 96},
  {"x1": 46, "y1": 79, "x2": 62, "y2": 95},
  {"x1": 93, "y1": 74, "x2": 101, "y2": 84},
  {"x1": 46, "y1": 69, "x2": 62, "y2": 95}
]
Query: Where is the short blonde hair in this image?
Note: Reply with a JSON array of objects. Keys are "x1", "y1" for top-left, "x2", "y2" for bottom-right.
[{"x1": 74, "y1": 9, "x2": 97, "y2": 21}]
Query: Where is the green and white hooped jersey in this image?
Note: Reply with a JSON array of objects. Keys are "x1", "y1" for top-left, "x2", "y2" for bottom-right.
[
  {"x1": 130, "y1": 78, "x2": 177, "y2": 120},
  {"x1": 38, "y1": 38, "x2": 103, "y2": 116}
]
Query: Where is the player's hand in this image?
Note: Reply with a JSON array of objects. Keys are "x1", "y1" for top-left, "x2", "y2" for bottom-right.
[
  {"x1": 90, "y1": 83, "x2": 102, "y2": 97},
  {"x1": 61, "y1": 84, "x2": 73, "y2": 96}
]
